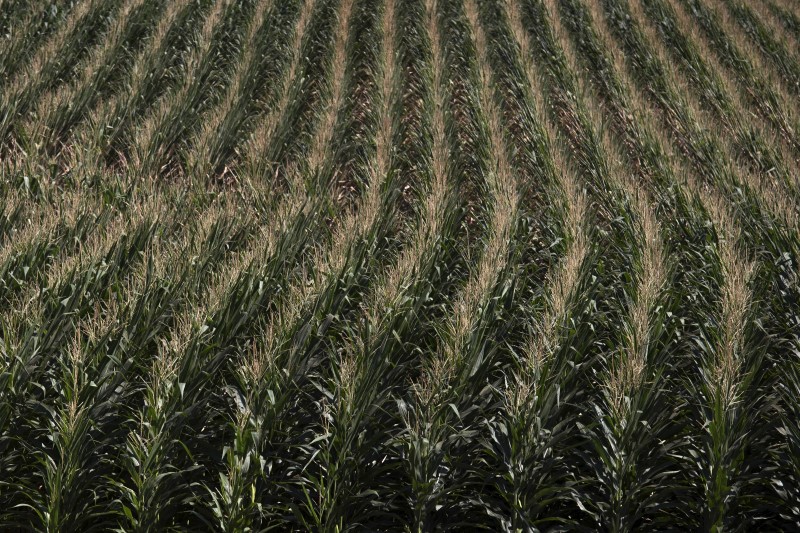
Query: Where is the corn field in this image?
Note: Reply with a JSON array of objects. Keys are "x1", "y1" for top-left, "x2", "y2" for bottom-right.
[{"x1": 0, "y1": 0, "x2": 799, "y2": 530}]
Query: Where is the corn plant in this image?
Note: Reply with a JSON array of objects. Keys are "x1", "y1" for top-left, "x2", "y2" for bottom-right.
[
  {"x1": 721, "y1": 0, "x2": 800, "y2": 99},
  {"x1": 764, "y1": 0, "x2": 800, "y2": 46},
  {"x1": 676, "y1": 0, "x2": 800, "y2": 155}
]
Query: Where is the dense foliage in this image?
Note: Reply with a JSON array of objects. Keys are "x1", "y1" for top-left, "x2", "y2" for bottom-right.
[{"x1": 0, "y1": 0, "x2": 798, "y2": 529}]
